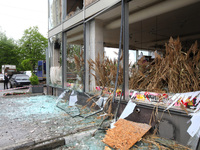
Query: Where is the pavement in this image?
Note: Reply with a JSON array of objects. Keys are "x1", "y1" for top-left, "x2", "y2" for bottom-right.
[
  {"x1": 0, "y1": 88, "x2": 191, "y2": 150},
  {"x1": 0, "y1": 82, "x2": 46, "y2": 97},
  {"x1": 0, "y1": 93, "x2": 105, "y2": 150}
]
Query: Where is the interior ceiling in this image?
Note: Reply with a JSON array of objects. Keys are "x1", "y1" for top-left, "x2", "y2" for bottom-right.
[
  {"x1": 99, "y1": 0, "x2": 200, "y2": 51},
  {"x1": 66, "y1": 25, "x2": 84, "y2": 45},
  {"x1": 66, "y1": 0, "x2": 200, "y2": 51},
  {"x1": 97, "y1": 0, "x2": 161, "y2": 23}
]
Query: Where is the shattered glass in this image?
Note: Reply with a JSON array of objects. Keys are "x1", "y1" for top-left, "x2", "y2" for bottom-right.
[
  {"x1": 54, "y1": 129, "x2": 190, "y2": 150},
  {"x1": 54, "y1": 130, "x2": 107, "y2": 150},
  {"x1": 57, "y1": 102, "x2": 80, "y2": 117},
  {"x1": 0, "y1": 95, "x2": 105, "y2": 149}
]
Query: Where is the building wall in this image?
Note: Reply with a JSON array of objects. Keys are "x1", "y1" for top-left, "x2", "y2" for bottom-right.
[
  {"x1": 47, "y1": 1, "x2": 200, "y2": 148},
  {"x1": 48, "y1": 0, "x2": 120, "y2": 92}
]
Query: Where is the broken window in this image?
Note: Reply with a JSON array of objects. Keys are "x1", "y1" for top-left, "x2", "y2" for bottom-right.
[
  {"x1": 49, "y1": 33, "x2": 62, "y2": 87},
  {"x1": 49, "y1": 0, "x2": 62, "y2": 29},
  {"x1": 64, "y1": 25, "x2": 84, "y2": 91},
  {"x1": 85, "y1": 0, "x2": 97, "y2": 7},
  {"x1": 65, "y1": 0, "x2": 83, "y2": 20}
]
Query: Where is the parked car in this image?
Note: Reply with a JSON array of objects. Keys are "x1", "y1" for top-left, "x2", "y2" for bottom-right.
[
  {"x1": 0, "y1": 74, "x2": 4, "y2": 82},
  {"x1": 9, "y1": 74, "x2": 31, "y2": 88},
  {"x1": 24, "y1": 71, "x2": 32, "y2": 77}
]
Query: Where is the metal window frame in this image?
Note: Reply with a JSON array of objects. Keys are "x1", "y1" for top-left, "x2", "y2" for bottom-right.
[
  {"x1": 48, "y1": 0, "x2": 130, "y2": 95},
  {"x1": 123, "y1": 0, "x2": 129, "y2": 100},
  {"x1": 61, "y1": 23, "x2": 85, "y2": 90}
]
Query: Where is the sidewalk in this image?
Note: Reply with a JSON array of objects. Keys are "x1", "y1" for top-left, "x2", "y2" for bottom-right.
[
  {"x1": 0, "y1": 95, "x2": 104, "y2": 150},
  {"x1": 0, "y1": 88, "x2": 30, "y2": 97}
]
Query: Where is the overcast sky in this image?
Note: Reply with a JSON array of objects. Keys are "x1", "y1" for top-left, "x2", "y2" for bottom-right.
[
  {"x1": 0, "y1": 0, "x2": 48, "y2": 40},
  {"x1": 0, "y1": 0, "x2": 140, "y2": 64}
]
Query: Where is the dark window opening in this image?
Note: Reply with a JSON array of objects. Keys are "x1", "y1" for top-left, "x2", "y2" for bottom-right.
[
  {"x1": 66, "y1": 0, "x2": 83, "y2": 18},
  {"x1": 38, "y1": 65, "x2": 42, "y2": 71}
]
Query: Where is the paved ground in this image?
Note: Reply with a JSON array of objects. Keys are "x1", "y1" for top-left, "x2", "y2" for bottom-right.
[
  {"x1": 0, "y1": 94, "x2": 104, "y2": 150},
  {"x1": 0, "y1": 81, "x2": 31, "y2": 97},
  {"x1": 0, "y1": 82, "x2": 47, "y2": 97},
  {"x1": 54, "y1": 130, "x2": 191, "y2": 150},
  {"x1": 0, "y1": 82, "x2": 11, "y2": 90}
]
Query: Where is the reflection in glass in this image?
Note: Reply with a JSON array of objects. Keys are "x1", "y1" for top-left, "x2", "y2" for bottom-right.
[
  {"x1": 49, "y1": 33, "x2": 62, "y2": 87},
  {"x1": 64, "y1": 25, "x2": 84, "y2": 91},
  {"x1": 49, "y1": 0, "x2": 62, "y2": 29}
]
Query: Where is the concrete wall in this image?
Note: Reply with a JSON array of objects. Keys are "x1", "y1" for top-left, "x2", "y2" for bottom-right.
[
  {"x1": 113, "y1": 101, "x2": 191, "y2": 146},
  {"x1": 85, "y1": 19, "x2": 104, "y2": 92}
]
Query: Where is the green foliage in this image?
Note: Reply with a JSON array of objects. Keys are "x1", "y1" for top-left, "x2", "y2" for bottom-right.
[
  {"x1": 0, "y1": 30, "x2": 20, "y2": 72},
  {"x1": 29, "y1": 74, "x2": 39, "y2": 85},
  {"x1": 19, "y1": 26, "x2": 48, "y2": 71},
  {"x1": 66, "y1": 44, "x2": 82, "y2": 72},
  {"x1": 0, "y1": 26, "x2": 47, "y2": 72},
  {"x1": 21, "y1": 59, "x2": 33, "y2": 71},
  {"x1": 67, "y1": 44, "x2": 82, "y2": 58}
]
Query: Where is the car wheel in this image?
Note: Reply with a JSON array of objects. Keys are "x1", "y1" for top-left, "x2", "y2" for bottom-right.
[{"x1": 10, "y1": 82, "x2": 12, "y2": 88}]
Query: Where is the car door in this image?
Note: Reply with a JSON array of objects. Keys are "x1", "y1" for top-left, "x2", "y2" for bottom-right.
[{"x1": 9, "y1": 75, "x2": 16, "y2": 87}]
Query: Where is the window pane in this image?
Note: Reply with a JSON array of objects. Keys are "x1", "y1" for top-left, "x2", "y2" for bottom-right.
[
  {"x1": 64, "y1": 25, "x2": 84, "y2": 91},
  {"x1": 49, "y1": 33, "x2": 62, "y2": 87},
  {"x1": 49, "y1": 0, "x2": 62, "y2": 29}
]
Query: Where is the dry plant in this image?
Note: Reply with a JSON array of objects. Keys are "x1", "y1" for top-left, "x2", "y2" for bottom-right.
[
  {"x1": 74, "y1": 49, "x2": 84, "y2": 83},
  {"x1": 141, "y1": 134, "x2": 191, "y2": 150},
  {"x1": 129, "y1": 37, "x2": 200, "y2": 93},
  {"x1": 87, "y1": 53, "x2": 123, "y2": 88},
  {"x1": 103, "y1": 94, "x2": 114, "y2": 118},
  {"x1": 74, "y1": 49, "x2": 84, "y2": 71},
  {"x1": 83, "y1": 92, "x2": 114, "y2": 119}
]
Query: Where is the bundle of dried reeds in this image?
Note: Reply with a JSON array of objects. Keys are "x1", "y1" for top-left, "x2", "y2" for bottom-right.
[
  {"x1": 142, "y1": 134, "x2": 191, "y2": 150},
  {"x1": 74, "y1": 49, "x2": 84, "y2": 71},
  {"x1": 129, "y1": 37, "x2": 200, "y2": 93},
  {"x1": 87, "y1": 53, "x2": 123, "y2": 88},
  {"x1": 74, "y1": 49, "x2": 84, "y2": 83}
]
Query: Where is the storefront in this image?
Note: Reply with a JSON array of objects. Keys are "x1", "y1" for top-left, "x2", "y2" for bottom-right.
[{"x1": 47, "y1": 0, "x2": 200, "y2": 148}]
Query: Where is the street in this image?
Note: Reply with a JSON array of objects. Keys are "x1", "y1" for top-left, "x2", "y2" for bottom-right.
[
  {"x1": 0, "y1": 82, "x2": 29, "y2": 97},
  {"x1": 0, "y1": 82, "x2": 10, "y2": 90}
]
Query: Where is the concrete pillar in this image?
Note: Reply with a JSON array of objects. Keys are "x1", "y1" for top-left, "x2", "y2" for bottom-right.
[
  {"x1": 84, "y1": 22, "x2": 90, "y2": 92},
  {"x1": 62, "y1": 32, "x2": 67, "y2": 89},
  {"x1": 46, "y1": 40, "x2": 51, "y2": 86},
  {"x1": 53, "y1": 48, "x2": 60, "y2": 66},
  {"x1": 90, "y1": 19, "x2": 104, "y2": 60},
  {"x1": 85, "y1": 19, "x2": 104, "y2": 92}
]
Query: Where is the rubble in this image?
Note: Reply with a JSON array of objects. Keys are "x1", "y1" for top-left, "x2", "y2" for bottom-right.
[
  {"x1": 102, "y1": 119, "x2": 151, "y2": 150},
  {"x1": 0, "y1": 95, "x2": 106, "y2": 149}
]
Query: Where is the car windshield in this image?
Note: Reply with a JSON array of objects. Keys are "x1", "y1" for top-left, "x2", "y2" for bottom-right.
[{"x1": 15, "y1": 76, "x2": 29, "y2": 80}]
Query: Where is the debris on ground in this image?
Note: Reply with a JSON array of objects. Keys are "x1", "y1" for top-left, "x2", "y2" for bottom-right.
[
  {"x1": 0, "y1": 95, "x2": 107, "y2": 149},
  {"x1": 187, "y1": 110, "x2": 200, "y2": 150},
  {"x1": 136, "y1": 134, "x2": 192, "y2": 150},
  {"x1": 3, "y1": 92, "x2": 28, "y2": 96},
  {"x1": 54, "y1": 128, "x2": 191, "y2": 150},
  {"x1": 104, "y1": 146, "x2": 112, "y2": 150},
  {"x1": 102, "y1": 119, "x2": 151, "y2": 150}
]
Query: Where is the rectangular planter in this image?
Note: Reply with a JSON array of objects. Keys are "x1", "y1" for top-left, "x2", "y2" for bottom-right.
[{"x1": 31, "y1": 85, "x2": 44, "y2": 93}]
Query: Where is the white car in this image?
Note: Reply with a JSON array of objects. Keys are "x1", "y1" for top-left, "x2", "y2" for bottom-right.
[
  {"x1": 0, "y1": 74, "x2": 4, "y2": 82},
  {"x1": 24, "y1": 71, "x2": 32, "y2": 77}
]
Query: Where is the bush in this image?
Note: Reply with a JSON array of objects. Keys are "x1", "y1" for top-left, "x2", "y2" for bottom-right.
[{"x1": 29, "y1": 74, "x2": 39, "y2": 85}]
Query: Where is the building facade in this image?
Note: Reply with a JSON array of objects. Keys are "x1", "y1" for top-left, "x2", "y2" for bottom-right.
[
  {"x1": 47, "y1": 0, "x2": 200, "y2": 96},
  {"x1": 47, "y1": 0, "x2": 200, "y2": 147}
]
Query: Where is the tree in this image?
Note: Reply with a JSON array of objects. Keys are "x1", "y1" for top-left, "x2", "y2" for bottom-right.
[
  {"x1": 0, "y1": 30, "x2": 19, "y2": 72},
  {"x1": 19, "y1": 26, "x2": 48, "y2": 72}
]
